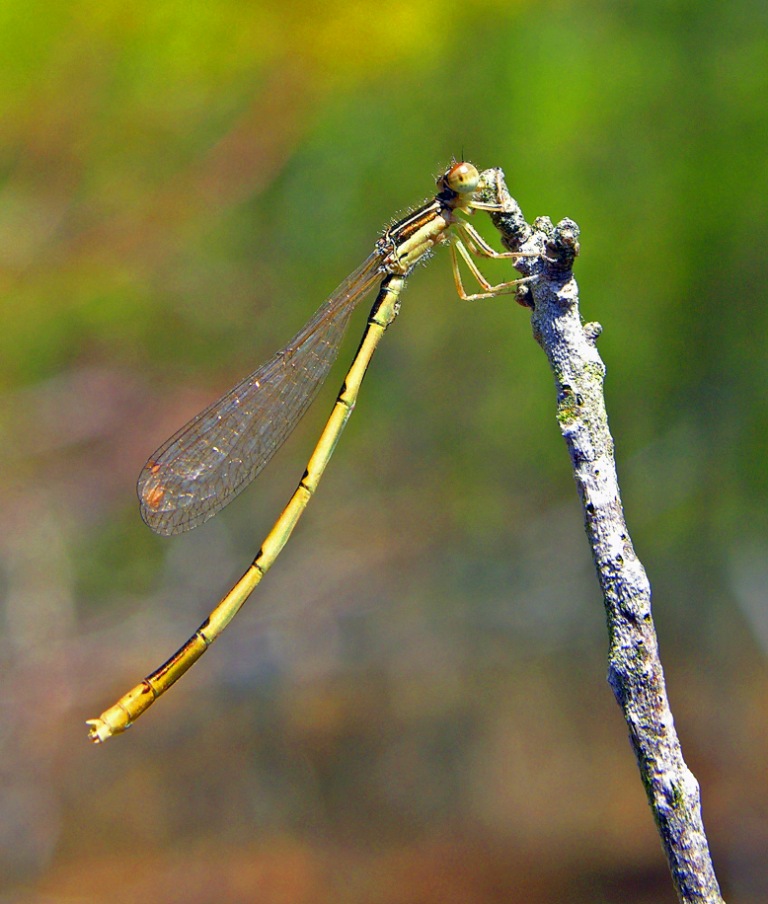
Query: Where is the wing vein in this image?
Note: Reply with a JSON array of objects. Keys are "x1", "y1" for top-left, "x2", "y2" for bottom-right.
[{"x1": 138, "y1": 251, "x2": 385, "y2": 535}]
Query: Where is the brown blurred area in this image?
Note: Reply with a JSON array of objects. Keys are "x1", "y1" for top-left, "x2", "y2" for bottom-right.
[{"x1": 1, "y1": 2, "x2": 767, "y2": 901}]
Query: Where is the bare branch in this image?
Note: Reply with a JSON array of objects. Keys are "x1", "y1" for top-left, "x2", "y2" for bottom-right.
[{"x1": 478, "y1": 167, "x2": 725, "y2": 904}]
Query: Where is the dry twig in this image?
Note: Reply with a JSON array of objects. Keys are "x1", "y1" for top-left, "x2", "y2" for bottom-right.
[{"x1": 478, "y1": 167, "x2": 725, "y2": 904}]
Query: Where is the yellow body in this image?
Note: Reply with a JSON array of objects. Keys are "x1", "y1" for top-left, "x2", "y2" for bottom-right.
[{"x1": 88, "y1": 163, "x2": 531, "y2": 741}]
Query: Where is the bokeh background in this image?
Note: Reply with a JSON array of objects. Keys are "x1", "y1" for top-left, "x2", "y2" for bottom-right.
[{"x1": 1, "y1": 1, "x2": 766, "y2": 901}]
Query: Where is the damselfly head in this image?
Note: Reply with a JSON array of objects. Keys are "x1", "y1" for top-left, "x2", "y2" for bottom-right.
[{"x1": 439, "y1": 161, "x2": 480, "y2": 196}]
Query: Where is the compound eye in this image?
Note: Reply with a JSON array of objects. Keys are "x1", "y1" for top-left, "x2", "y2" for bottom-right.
[{"x1": 443, "y1": 161, "x2": 480, "y2": 195}]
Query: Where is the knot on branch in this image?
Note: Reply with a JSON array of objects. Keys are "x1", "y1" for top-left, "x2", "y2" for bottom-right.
[
  {"x1": 583, "y1": 322, "x2": 603, "y2": 345},
  {"x1": 546, "y1": 218, "x2": 580, "y2": 271}
]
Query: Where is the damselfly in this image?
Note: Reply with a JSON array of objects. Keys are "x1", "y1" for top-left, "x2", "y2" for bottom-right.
[{"x1": 88, "y1": 161, "x2": 533, "y2": 742}]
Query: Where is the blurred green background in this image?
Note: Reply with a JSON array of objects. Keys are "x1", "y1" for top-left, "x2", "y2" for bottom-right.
[{"x1": 1, "y1": 1, "x2": 766, "y2": 901}]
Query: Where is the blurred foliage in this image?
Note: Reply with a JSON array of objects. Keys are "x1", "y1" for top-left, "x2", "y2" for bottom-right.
[{"x1": 1, "y1": 1, "x2": 767, "y2": 901}]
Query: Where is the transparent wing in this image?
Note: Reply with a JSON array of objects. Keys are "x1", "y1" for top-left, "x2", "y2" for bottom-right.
[{"x1": 138, "y1": 252, "x2": 385, "y2": 536}]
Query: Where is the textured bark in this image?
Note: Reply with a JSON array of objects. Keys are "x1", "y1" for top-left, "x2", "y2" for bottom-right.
[{"x1": 478, "y1": 168, "x2": 725, "y2": 904}]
